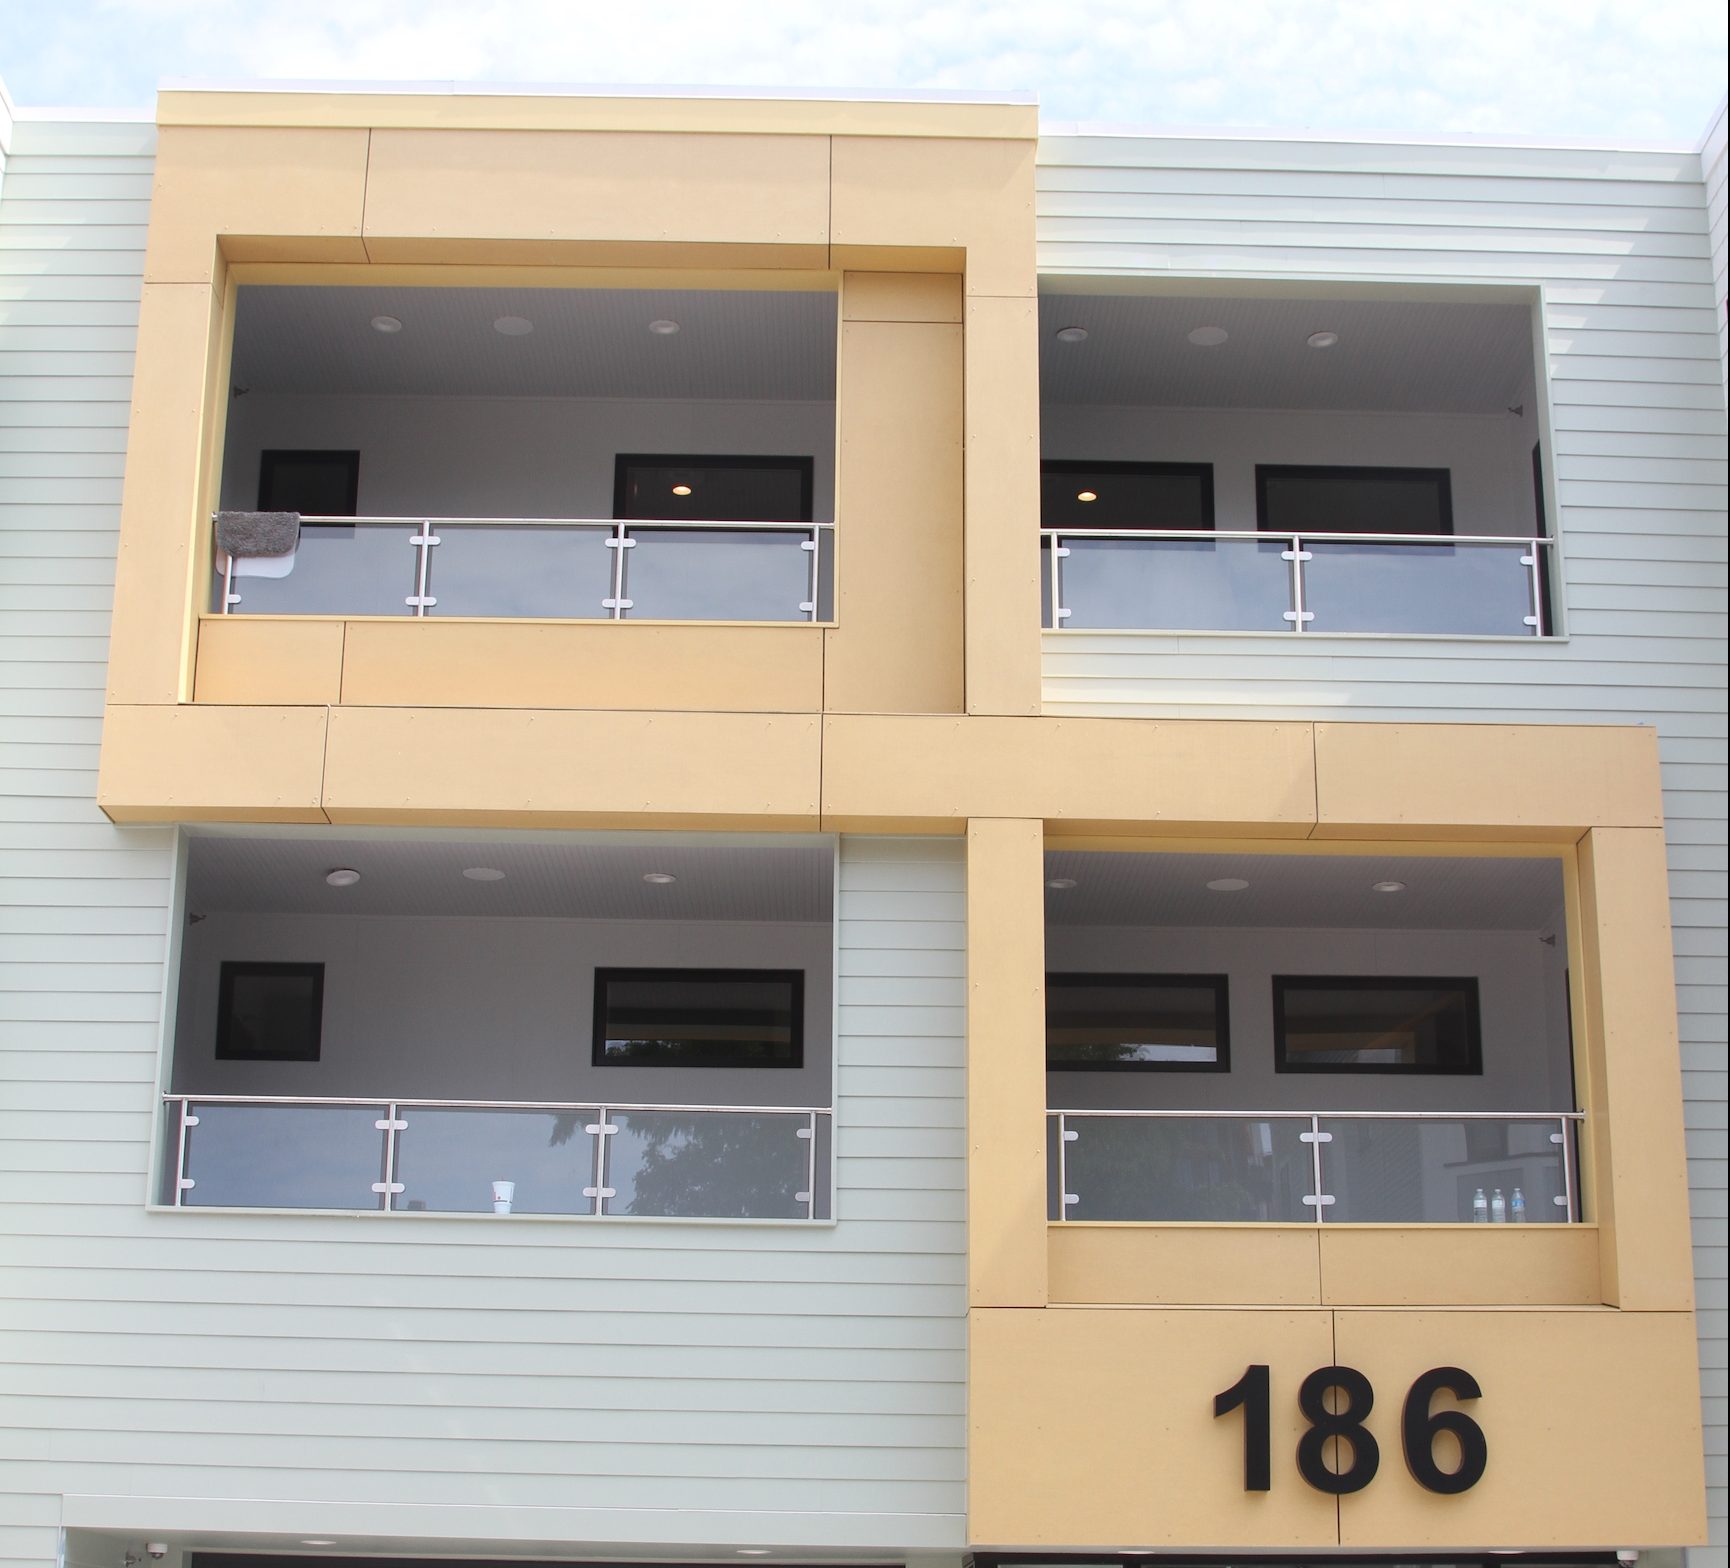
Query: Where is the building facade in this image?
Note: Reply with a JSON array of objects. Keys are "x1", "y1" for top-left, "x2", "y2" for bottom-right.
[{"x1": 0, "y1": 72, "x2": 1723, "y2": 1568}]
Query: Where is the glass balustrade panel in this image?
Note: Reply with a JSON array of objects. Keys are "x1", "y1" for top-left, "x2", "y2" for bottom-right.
[
  {"x1": 622, "y1": 529, "x2": 813, "y2": 621},
  {"x1": 1058, "y1": 536, "x2": 1292, "y2": 632},
  {"x1": 1303, "y1": 539, "x2": 1537, "y2": 635},
  {"x1": 602, "y1": 1109, "x2": 816, "y2": 1219},
  {"x1": 1059, "y1": 1115, "x2": 1314, "y2": 1222},
  {"x1": 426, "y1": 525, "x2": 613, "y2": 618},
  {"x1": 1319, "y1": 1117, "x2": 1569, "y2": 1223},
  {"x1": 180, "y1": 1103, "x2": 386, "y2": 1209},
  {"x1": 215, "y1": 526, "x2": 415, "y2": 616},
  {"x1": 394, "y1": 1107, "x2": 599, "y2": 1215}
]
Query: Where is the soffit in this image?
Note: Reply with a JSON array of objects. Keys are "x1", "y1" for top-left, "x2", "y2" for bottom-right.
[
  {"x1": 230, "y1": 285, "x2": 838, "y2": 400},
  {"x1": 1043, "y1": 850, "x2": 1565, "y2": 931},
  {"x1": 1039, "y1": 292, "x2": 1533, "y2": 414},
  {"x1": 187, "y1": 834, "x2": 833, "y2": 921}
]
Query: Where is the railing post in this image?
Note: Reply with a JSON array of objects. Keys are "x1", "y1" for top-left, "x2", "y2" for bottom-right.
[
  {"x1": 584, "y1": 1106, "x2": 617, "y2": 1214},
  {"x1": 173, "y1": 1098, "x2": 196, "y2": 1206},
  {"x1": 1058, "y1": 1112, "x2": 1079, "y2": 1218},
  {"x1": 1282, "y1": 534, "x2": 1313, "y2": 632},
  {"x1": 1049, "y1": 534, "x2": 1071, "y2": 628},
  {"x1": 801, "y1": 529, "x2": 820, "y2": 622},
  {"x1": 1521, "y1": 537, "x2": 1546, "y2": 636},
  {"x1": 1555, "y1": 1117, "x2": 1575, "y2": 1219},
  {"x1": 1300, "y1": 1115, "x2": 1334, "y2": 1221},
  {"x1": 405, "y1": 520, "x2": 440, "y2": 616},
  {"x1": 602, "y1": 527, "x2": 635, "y2": 619},
  {"x1": 221, "y1": 553, "x2": 238, "y2": 615},
  {"x1": 798, "y1": 1112, "x2": 818, "y2": 1219},
  {"x1": 372, "y1": 1102, "x2": 407, "y2": 1210}
]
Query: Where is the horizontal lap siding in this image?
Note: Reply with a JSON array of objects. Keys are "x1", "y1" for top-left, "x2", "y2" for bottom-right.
[
  {"x1": 1037, "y1": 131, "x2": 1728, "y2": 1553},
  {"x1": 0, "y1": 119, "x2": 965, "y2": 1554}
]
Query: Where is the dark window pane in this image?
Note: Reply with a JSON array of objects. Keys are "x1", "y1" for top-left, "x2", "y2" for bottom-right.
[
  {"x1": 1257, "y1": 465, "x2": 1452, "y2": 537},
  {"x1": 1046, "y1": 973, "x2": 1230, "y2": 1071},
  {"x1": 594, "y1": 968, "x2": 803, "y2": 1068},
  {"x1": 615, "y1": 455, "x2": 812, "y2": 522},
  {"x1": 1273, "y1": 976, "x2": 1482, "y2": 1074},
  {"x1": 1042, "y1": 461, "x2": 1214, "y2": 531},
  {"x1": 216, "y1": 962, "x2": 324, "y2": 1062},
  {"x1": 258, "y1": 450, "x2": 360, "y2": 517}
]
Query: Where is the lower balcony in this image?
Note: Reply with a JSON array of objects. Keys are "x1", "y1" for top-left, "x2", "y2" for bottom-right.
[{"x1": 161, "y1": 829, "x2": 836, "y2": 1224}]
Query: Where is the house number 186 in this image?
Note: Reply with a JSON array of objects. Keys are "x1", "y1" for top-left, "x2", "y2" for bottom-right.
[{"x1": 1213, "y1": 1364, "x2": 1487, "y2": 1495}]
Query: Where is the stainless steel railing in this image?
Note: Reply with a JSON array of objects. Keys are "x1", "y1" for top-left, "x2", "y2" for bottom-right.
[
  {"x1": 1041, "y1": 529, "x2": 1554, "y2": 637},
  {"x1": 215, "y1": 515, "x2": 835, "y2": 623},
  {"x1": 1048, "y1": 1108, "x2": 1584, "y2": 1224},
  {"x1": 166, "y1": 1094, "x2": 831, "y2": 1221}
]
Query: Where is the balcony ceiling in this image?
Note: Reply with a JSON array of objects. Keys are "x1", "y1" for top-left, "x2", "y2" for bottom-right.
[
  {"x1": 230, "y1": 286, "x2": 838, "y2": 401},
  {"x1": 186, "y1": 834, "x2": 834, "y2": 921},
  {"x1": 1039, "y1": 292, "x2": 1533, "y2": 414},
  {"x1": 1044, "y1": 850, "x2": 1564, "y2": 931}
]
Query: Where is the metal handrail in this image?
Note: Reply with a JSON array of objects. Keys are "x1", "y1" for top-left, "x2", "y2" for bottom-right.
[
  {"x1": 1050, "y1": 1107, "x2": 1582, "y2": 1225},
  {"x1": 287, "y1": 515, "x2": 837, "y2": 531},
  {"x1": 167, "y1": 1094, "x2": 831, "y2": 1221},
  {"x1": 1041, "y1": 528, "x2": 1549, "y2": 547}
]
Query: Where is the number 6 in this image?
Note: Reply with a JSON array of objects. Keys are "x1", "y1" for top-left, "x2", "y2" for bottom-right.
[{"x1": 1402, "y1": 1366, "x2": 1487, "y2": 1494}]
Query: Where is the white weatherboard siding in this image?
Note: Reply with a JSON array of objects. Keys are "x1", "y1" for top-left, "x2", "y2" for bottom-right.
[
  {"x1": 1707, "y1": 102, "x2": 1727, "y2": 391},
  {"x1": 1037, "y1": 131, "x2": 1729, "y2": 1553},
  {"x1": 0, "y1": 120, "x2": 966, "y2": 1554}
]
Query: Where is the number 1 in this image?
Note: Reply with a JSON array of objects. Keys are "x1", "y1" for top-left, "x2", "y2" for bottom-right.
[{"x1": 1214, "y1": 1363, "x2": 1271, "y2": 1491}]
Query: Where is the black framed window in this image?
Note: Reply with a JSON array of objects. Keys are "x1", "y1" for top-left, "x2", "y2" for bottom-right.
[
  {"x1": 216, "y1": 961, "x2": 325, "y2": 1062},
  {"x1": 1273, "y1": 976, "x2": 1482, "y2": 1074},
  {"x1": 257, "y1": 450, "x2": 360, "y2": 519},
  {"x1": 1255, "y1": 465, "x2": 1452, "y2": 537},
  {"x1": 1041, "y1": 460, "x2": 1214, "y2": 532},
  {"x1": 613, "y1": 455, "x2": 814, "y2": 523},
  {"x1": 1046, "y1": 973, "x2": 1231, "y2": 1071},
  {"x1": 593, "y1": 968, "x2": 804, "y2": 1069}
]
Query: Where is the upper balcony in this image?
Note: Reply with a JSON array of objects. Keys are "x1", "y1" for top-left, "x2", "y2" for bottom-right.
[
  {"x1": 1038, "y1": 287, "x2": 1554, "y2": 640},
  {"x1": 212, "y1": 282, "x2": 837, "y2": 626}
]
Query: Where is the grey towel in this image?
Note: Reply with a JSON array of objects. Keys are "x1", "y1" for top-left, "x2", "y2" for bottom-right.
[{"x1": 216, "y1": 510, "x2": 300, "y2": 557}]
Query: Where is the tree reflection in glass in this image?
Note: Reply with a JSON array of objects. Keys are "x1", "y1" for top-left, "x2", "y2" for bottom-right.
[{"x1": 604, "y1": 1110, "x2": 810, "y2": 1218}]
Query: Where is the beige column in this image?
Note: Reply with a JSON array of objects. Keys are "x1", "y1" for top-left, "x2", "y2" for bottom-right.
[{"x1": 966, "y1": 816, "x2": 1048, "y2": 1306}]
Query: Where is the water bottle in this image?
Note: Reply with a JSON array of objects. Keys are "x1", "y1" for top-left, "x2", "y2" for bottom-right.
[
  {"x1": 1511, "y1": 1187, "x2": 1527, "y2": 1223},
  {"x1": 1491, "y1": 1187, "x2": 1507, "y2": 1223},
  {"x1": 1472, "y1": 1187, "x2": 1488, "y2": 1223}
]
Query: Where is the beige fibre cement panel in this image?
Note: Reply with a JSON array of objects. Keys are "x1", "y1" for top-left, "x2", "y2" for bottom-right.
[
  {"x1": 1317, "y1": 1225, "x2": 1603, "y2": 1307},
  {"x1": 193, "y1": 618, "x2": 345, "y2": 706},
  {"x1": 841, "y1": 271, "x2": 964, "y2": 322},
  {"x1": 821, "y1": 715, "x2": 1317, "y2": 832},
  {"x1": 144, "y1": 125, "x2": 369, "y2": 284},
  {"x1": 321, "y1": 707, "x2": 821, "y2": 827},
  {"x1": 1334, "y1": 1308, "x2": 1706, "y2": 1549},
  {"x1": 830, "y1": 136, "x2": 1037, "y2": 298},
  {"x1": 1049, "y1": 1226, "x2": 1324, "y2": 1307},
  {"x1": 1313, "y1": 722, "x2": 1664, "y2": 836},
  {"x1": 98, "y1": 705, "x2": 329, "y2": 823},
  {"x1": 338, "y1": 620, "x2": 824, "y2": 713},
  {"x1": 970, "y1": 1305, "x2": 1340, "y2": 1549},
  {"x1": 362, "y1": 129, "x2": 830, "y2": 249}
]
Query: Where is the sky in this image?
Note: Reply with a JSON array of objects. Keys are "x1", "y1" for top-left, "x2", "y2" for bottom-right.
[{"x1": 0, "y1": 0, "x2": 1725, "y2": 143}]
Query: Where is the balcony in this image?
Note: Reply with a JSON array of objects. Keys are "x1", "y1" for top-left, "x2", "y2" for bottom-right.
[
  {"x1": 211, "y1": 282, "x2": 836, "y2": 626},
  {"x1": 1039, "y1": 288, "x2": 1554, "y2": 638},
  {"x1": 163, "y1": 830, "x2": 837, "y2": 1222},
  {"x1": 1042, "y1": 847, "x2": 1582, "y2": 1229}
]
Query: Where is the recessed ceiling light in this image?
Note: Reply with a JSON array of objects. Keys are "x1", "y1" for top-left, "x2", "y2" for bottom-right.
[
  {"x1": 299, "y1": 1543, "x2": 338, "y2": 1550},
  {"x1": 462, "y1": 867, "x2": 506, "y2": 882},
  {"x1": 324, "y1": 868, "x2": 361, "y2": 888},
  {"x1": 671, "y1": 484, "x2": 693, "y2": 496},
  {"x1": 1206, "y1": 877, "x2": 1250, "y2": 892},
  {"x1": 369, "y1": 315, "x2": 402, "y2": 334},
  {"x1": 648, "y1": 319, "x2": 681, "y2": 335},
  {"x1": 1047, "y1": 877, "x2": 1078, "y2": 890},
  {"x1": 1372, "y1": 879, "x2": 1407, "y2": 894},
  {"x1": 1187, "y1": 325, "x2": 1229, "y2": 347},
  {"x1": 1307, "y1": 330, "x2": 1340, "y2": 349},
  {"x1": 1054, "y1": 325, "x2": 1088, "y2": 343},
  {"x1": 493, "y1": 316, "x2": 533, "y2": 336},
  {"x1": 736, "y1": 1552, "x2": 771, "y2": 1558},
  {"x1": 1076, "y1": 490, "x2": 1098, "y2": 503},
  {"x1": 643, "y1": 872, "x2": 678, "y2": 885}
]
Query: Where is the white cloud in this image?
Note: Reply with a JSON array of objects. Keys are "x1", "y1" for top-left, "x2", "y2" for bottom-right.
[{"x1": 1, "y1": 0, "x2": 1724, "y2": 141}]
